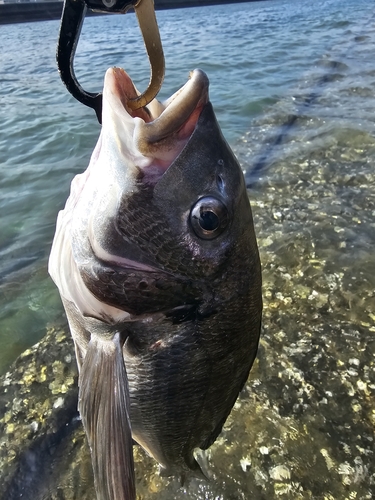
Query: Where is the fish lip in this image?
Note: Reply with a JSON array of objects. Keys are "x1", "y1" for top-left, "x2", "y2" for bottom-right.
[
  {"x1": 107, "y1": 66, "x2": 209, "y2": 123},
  {"x1": 134, "y1": 69, "x2": 210, "y2": 149},
  {"x1": 103, "y1": 67, "x2": 210, "y2": 171}
]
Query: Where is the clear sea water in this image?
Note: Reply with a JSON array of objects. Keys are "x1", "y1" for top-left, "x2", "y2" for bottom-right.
[{"x1": 0, "y1": 0, "x2": 374, "y2": 374}]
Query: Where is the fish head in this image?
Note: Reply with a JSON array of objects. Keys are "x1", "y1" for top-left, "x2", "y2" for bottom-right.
[{"x1": 50, "y1": 67, "x2": 258, "y2": 322}]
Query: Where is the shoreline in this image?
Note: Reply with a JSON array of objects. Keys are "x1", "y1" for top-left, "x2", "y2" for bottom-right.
[{"x1": 0, "y1": 0, "x2": 261, "y2": 25}]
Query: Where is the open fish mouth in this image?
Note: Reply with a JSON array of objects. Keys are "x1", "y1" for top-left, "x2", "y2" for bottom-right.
[{"x1": 102, "y1": 67, "x2": 209, "y2": 183}]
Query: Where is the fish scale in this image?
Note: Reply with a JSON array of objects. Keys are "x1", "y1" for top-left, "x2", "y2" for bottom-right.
[
  {"x1": 116, "y1": 183, "x2": 205, "y2": 276},
  {"x1": 81, "y1": 264, "x2": 199, "y2": 316}
]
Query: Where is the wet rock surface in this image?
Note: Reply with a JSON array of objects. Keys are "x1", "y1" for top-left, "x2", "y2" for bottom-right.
[
  {"x1": 0, "y1": 130, "x2": 374, "y2": 499},
  {"x1": 0, "y1": 324, "x2": 81, "y2": 499}
]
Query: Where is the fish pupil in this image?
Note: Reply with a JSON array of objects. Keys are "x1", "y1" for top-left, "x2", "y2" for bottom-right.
[
  {"x1": 190, "y1": 196, "x2": 229, "y2": 240},
  {"x1": 199, "y1": 210, "x2": 219, "y2": 231}
]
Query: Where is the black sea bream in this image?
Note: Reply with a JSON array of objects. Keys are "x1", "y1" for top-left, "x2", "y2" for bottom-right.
[{"x1": 49, "y1": 67, "x2": 262, "y2": 500}]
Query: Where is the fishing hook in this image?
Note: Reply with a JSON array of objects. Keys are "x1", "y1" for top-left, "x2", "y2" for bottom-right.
[{"x1": 56, "y1": 0, "x2": 165, "y2": 123}]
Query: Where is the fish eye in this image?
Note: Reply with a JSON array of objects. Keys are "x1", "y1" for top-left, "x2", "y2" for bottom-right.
[{"x1": 190, "y1": 196, "x2": 229, "y2": 240}]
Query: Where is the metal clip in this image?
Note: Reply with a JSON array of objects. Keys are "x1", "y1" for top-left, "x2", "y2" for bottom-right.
[{"x1": 56, "y1": 0, "x2": 165, "y2": 123}]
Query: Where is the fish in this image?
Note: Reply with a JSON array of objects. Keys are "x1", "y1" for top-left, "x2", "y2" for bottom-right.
[{"x1": 48, "y1": 67, "x2": 262, "y2": 500}]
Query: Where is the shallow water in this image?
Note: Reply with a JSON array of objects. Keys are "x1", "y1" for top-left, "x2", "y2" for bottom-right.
[
  {"x1": 0, "y1": 0, "x2": 375, "y2": 498},
  {"x1": 0, "y1": 0, "x2": 374, "y2": 373}
]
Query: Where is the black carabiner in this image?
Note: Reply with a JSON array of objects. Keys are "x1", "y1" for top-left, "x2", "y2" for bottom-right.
[{"x1": 56, "y1": 0, "x2": 164, "y2": 123}]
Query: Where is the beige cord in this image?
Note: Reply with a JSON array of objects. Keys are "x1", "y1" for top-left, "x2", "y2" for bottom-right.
[{"x1": 128, "y1": 0, "x2": 165, "y2": 110}]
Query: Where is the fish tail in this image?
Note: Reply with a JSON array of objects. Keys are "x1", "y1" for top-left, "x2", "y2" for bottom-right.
[{"x1": 78, "y1": 331, "x2": 135, "y2": 500}]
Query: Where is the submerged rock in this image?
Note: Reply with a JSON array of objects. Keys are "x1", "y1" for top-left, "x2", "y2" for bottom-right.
[{"x1": 1, "y1": 126, "x2": 375, "y2": 499}]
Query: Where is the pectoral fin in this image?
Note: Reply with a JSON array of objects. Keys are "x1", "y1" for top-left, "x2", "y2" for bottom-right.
[{"x1": 78, "y1": 331, "x2": 135, "y2": 500}]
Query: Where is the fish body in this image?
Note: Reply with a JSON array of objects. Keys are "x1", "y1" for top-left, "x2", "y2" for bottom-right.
[{"x1": 49, "y1": 68, "x2": 262, "y2": 499}]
